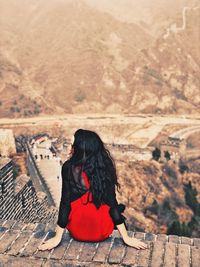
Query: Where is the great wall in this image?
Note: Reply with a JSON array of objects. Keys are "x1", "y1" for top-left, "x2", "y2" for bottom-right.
[{"x1": 0, "y1": 119, "x2": 200, "y2": 266}]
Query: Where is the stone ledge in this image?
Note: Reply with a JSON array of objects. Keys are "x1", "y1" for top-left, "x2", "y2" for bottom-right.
[{"x1": 0, "y1": 219, "x2": 200, "y2": 267}]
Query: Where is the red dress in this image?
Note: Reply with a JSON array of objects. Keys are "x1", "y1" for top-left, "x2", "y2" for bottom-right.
[{"x1": 66, "y1": 171, "x2": 114, "y2": 242}]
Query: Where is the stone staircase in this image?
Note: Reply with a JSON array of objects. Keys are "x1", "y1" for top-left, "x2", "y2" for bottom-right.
[{"x1": 0, "y1": 219, "x2": 199, "y2": 267}]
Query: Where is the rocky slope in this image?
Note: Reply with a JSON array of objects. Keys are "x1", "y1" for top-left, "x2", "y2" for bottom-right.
[
  {"x1": 115, "y1": 158, "x2": 200, "y2": 236},
  {"x1": 0, "y1": 0, "x2": 199, "y2": 117}
]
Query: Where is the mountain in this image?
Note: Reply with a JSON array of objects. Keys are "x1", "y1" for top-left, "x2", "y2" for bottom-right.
[{"x1": 0, "y1": 0, "x2": 199, "y2": 117}]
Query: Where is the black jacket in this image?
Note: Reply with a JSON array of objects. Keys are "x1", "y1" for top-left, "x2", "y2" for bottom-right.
[{"x1": 57, "y1": 161, "x2": 126, "y2": 229}]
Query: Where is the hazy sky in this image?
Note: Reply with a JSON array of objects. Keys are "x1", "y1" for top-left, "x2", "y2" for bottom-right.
[{"x1": 83, "y1": 0, "x2": 196, "y2": 25}]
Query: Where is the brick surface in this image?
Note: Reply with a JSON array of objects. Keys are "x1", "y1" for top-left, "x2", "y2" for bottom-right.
[
  {"x1": 137, "y1": 241, "x2": 151, "y2": 267},
  {"x1": 122, "y1": 245, "x2": 138, "y2": 265},
  {"x1": 0, "y1": 255, "x2": 44, "y2": 267},
  {"x1": 63, "y1": 239, "x2": 84, "y2": 261},
  {"x1": 134, "y1": 231, "x2": 145, "y2": 240},
  {"x1": 181, "y1": 236, "x2": 192, "y2": 245},
  {"x1": 1, "y1": 220, "x2": 16, "y2": 229},
  {"x1": 0, "y1": 255, "x2": 9, "y2": 267},
  {"x1": 108, "y1": 237, "x2": 125, "y2": 264},
  {"x1": 50, "y1": 232, "x2": 72, "y2": 260},
  {"x1": 0, "y1": 227, "x2": 8, "y2": 238},
  {"x1": 177, "y1": 244, "x2": 190, "y2": 267},
  {"x1": 0, "y1": 230, "x2": 19, "y2": 253},
  {"x1": 44, "y1": 261, "x2": 106, "y2": 267},
  {"x1": 45, "y1": 222, "x2": 56, "y2": 233},
  {"x1": 78, "y1": 241, "x2": 99, "y2": 262},
  {"x1": 145, "y1": 232, "x2": 156, "y2": 241},
  {"x1": 43, "y1": 261, "x2": 64, "y2": 267},
  {"x1": 35, "y1": 230, "x2": 56, "y2": 259},
  {"x1": 111, "y1": 230, "x2": 121, "y2": 238},
  {"x1": 0, "y1": 219, "x2": 200, "y2": 267},
  {"x1": 25, "y1": 222, "x2": 38, "y2": 231},
  {"x1": 151, "y1": 241, "x2": 165, "y2": 267},
  {"x1": 157, "y1": 234, "x2": 167, "y2": 242},
  {"x1": 191, "y1": 246, "x2": 200, "y2": 267},
  {"x1": 193, "y1": 238, "x2": 200, "y2": 247},
  {"x1": 93, "y1": 237, "x2": 112, "y2": 263},
  {"x1": 168, "y1": 235, "x2": 180, "y2": 244},
  {"x1": 34, "y1": 223, "x2": 46, "y2": 233},
  {"x1": 7, "y1": 231, "x2": 31, "y2": 256},
  {"x1": 0, "y1": 219, "x2": 5, "y2": 224},
  {"x1": 121, "y1": 232, "x2": 138, "y2": 266},
  {"x1": 11, "y1": 220, "x2": 27, "y2": 231},
  {"x1": 20, "y1": 227, "x2": 49, "y2": 256},
  {"x1": 163, "y1": 242, "x2": 176, "y2": 267}
]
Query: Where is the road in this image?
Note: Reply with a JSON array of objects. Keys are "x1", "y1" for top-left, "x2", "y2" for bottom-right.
[
  {"x1": 169, "y1": 125, "x2": 200, "y2": 139},
  {"x1": 36, "y1": 158, "x2": 62, "y2": 207},
  {"x1": 0, "y1": 114, "x2": 200, "y2": 149}
]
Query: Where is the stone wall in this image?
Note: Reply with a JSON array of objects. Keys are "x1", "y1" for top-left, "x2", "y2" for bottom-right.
[
  {"x1": 26, "y1": 142, "x2": 56, "y2": 206},
  {"x1": 0, "y1": 158, "x2": 14, "y2": 206},
  {"x1": 0, "y1": 218, "x2": 199, "y2": 266},
  {"x1": 0, "y1": 157, "x2": 58, "y2": 224}
]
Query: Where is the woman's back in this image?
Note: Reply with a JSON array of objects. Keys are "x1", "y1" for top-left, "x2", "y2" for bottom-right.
[
  {"x1": 69, "y1": 165, "x2": 89, "y2": 201},
  {"x1": 61, "y1": 161, "x2": 118, "y2": 205},
  {"x1": 64, "y1": 165, "x2": 117, "y2": 241}
]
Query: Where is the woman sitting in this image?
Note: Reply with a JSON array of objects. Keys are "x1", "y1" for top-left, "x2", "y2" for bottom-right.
[{"x1": 38, "y1": 129, "x2": 147, "y2": 250}]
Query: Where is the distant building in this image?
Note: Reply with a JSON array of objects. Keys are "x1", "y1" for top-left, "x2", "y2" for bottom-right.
[
  {"x1": 160, "y1": 137, "x2": 187, "y2": 162},
  {"x1": 30, "y1": 134, "x2": 54, "y2": 160},
  {"x1": 160, "y1": 126, "x2": 200, "y2": 161},
  {"x1": 30, "y1": 133, "x2": 49, "y2": 146},
  {"x1": 107, "y1": 143, "x2": 152, "y2": 161}
]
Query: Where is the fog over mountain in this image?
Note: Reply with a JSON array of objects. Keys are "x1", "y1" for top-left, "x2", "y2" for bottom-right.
[
  {"x1": 0, "y1": 0, "x2": 199, "y2": 117},
  {"x1": 85, "y1": 0, "x2": 198, "y2": 34}
]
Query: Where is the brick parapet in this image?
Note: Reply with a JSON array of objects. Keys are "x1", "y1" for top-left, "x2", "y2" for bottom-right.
[
  {"x1": 0, "y1": 158, "x2": 57, "y2": 225},
  {"x1": 0, "y1": 219, "x2": 199, "y2": 266}
]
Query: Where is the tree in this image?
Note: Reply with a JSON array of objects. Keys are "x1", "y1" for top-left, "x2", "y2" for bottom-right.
[
  {"x1": 167, "y1": 220, "x2": 181, "y2": 235},
  {"x1": 179, "y1": 163, "x2": 189, "y2": 174},
  {"x1": 188, "y1": 215, "x2": 198, "y2": 230},
  {"x1": 162, "y1": 199, "x2": 171, "y2": 211},
  {"x1": 185, "y1": 191, "x2": 197, "y2": 211},
  {"x1": 149, "y1": 199, "x2": 159, "y2": 214},
  {"x1": 181, "y1": 222, "x2": 192, "y2": 237},
  {"x1": 164, "y1": 150, "x2": 171, "y2": 161},
  {"x1": 152, "y1": 147, "x2": 161, "y2": 161},
  {"x1": 184, "y1": 181, "x2": 198, "y2": 213},
  {"x1": 167, "y1": 220, "x2": 192, "y2": 237}
]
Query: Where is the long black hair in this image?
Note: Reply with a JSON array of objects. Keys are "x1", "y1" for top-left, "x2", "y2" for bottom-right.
[{"x1": 67, "y1": 129, "x2": 121, "y2": 208}]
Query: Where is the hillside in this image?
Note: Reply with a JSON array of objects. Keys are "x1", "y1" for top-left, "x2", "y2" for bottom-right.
[
  {"x1": 116, "y1": 158, "x2": 200, "y2": 236},
  {"x1": 0, "y1": 0, "x2": 199, "y2": 117}
]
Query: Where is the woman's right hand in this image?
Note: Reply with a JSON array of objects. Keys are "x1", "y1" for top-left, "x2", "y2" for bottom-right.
[
  {"x1": 123, "y1": 236, "x2": 148, "y2": 249},
  {"x1": 38, "y1": 236, "x2": 62, "y2": 251}
]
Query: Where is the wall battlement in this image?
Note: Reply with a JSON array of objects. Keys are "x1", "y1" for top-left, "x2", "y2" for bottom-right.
[
  {"x1": 0, "y1": 219, "x2": 199, "y2": 267},
  {"x1": 0, "y1": 157, "x2": 57, "y2": 224}
]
